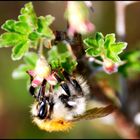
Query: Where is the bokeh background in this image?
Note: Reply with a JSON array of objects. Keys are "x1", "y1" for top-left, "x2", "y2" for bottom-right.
[{"x1": 0, "y1": 1, "x2": 140, "y2": 139}]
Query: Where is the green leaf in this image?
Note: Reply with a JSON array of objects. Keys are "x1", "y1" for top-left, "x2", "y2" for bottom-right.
[
  {"x1": 12, "y1": 51, "x2": 38, "y2": 80},
  {"x1": 107, "y1": 52, "x2": 121, "y2": 62},
  {"x1": 12, "y1": 64, "x2": 31, "y2": 79},
  {"x1": 13, "y1": 21, "x2": 32, "y2": 34},
  {"x1": 0, "y1": 32, "x2": 22, "y2": 47},
  {"x1": 61, "y1": 57, "x2": 78, "y2": 73},
  {"x1": 50, "y1": 60, "x2": 59, "y2": 69},
  {"x1": 47, "y1": 44, "x2": 77, "y2": 73},
  {"x1": 95, "y1": 32, "x2": 104, "y2": 42},
  {"x1": 28, "y1": 31, "x2": 40, "y2": 41},
  {"x1": 23, "y1": 52, "x2": 38, "y2": 67},
  {"x1": 19, "y1": 2, "x2": 37, "y2": 29},
  {"x1": 1, "y1": 20, "x2": 16, "y2": 32},
  {"x1": 37, "y1": 15, "x2": 55, "y2": 39},
  {"x1": 104, "y1": 33, "x2": 115, "y2": 47},
  {"x1": 84, "y1": 33, "x2": 103, "y2": 57},
  {"x1": 84, "y1": 37, "x2": 97, "y2": 48},
  {"x1": 84, "y1": 32, "x2": 127, "y2": 66},
  {"x1": 47, "y1": 45, "x2": 59, "y2": 68},
  {"x1": 107, "y1": 42, "x2": 127, "y2": 62},
  {"x1": 44, "y1": 15, "x2": 55, "y2": 26},
  {"x1": 119, "y1": 51, "x2": 140, "y2": 77},
  {"x1": 0, "y1": 1, "x2": 55, "y2": 54},
  {"x1": 85, "y1": 47, "x2": 101, "y2": 57},
  {"x1": 104, "y1": 34, "x2": 127, "y2": 62},
  {"x1": 127, "y1": 51, "x2": 140, "y2": 62},
  {"x1": 12, "y1": 40, "x2": 30, "y2": 60},
  {"x1": 111, "y1": 42, "x2": 127, "y2": 54}
]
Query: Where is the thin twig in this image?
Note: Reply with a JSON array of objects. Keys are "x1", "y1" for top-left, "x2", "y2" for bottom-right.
[
  {"x1": 88, "y1": 56, "x2": 103, "y2": 65},
  {"x1": 38, "y1": 38, "x2": 44, "y2": 57}
]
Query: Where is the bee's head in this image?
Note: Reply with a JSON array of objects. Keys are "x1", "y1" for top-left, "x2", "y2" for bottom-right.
[
  {"x1": 31, "y1": 91, "x2": 86, "y2": 121},
  {"x1": 30, "y1": 94, "x2": 73, "y2": 132}
]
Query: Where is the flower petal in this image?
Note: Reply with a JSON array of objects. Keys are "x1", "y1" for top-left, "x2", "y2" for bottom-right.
[
  {"x1": 32, "y1": 76, "x2": 43, "y2": 87},
  {"x1": 46, "y1": 74, "x2": 58, "y2": 85},
  {"x1": 27, "y1": 70, "x2": 36, "y2": 77}
]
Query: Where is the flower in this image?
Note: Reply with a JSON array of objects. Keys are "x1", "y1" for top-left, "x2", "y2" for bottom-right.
[
  {"x1": 103, "y1": 58, "x2": 118, "y2": 74},
  {"x1": 27, "y1": 56, "x2": 57, "y2": 87},
  {"x1": 65, "y1": 1, "x2": 95, "y2": 37}
]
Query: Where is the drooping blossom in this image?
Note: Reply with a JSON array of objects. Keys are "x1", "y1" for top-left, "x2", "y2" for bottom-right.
[
  {"x1": 65, "y1": 1, "x2": 95, "y2": 37},
  {"x1": 103, "y1": 58, "x2": 118, "y2": 74},
  {"x1": 27, "y1": 56, "x2": 57, "y2": 87}
]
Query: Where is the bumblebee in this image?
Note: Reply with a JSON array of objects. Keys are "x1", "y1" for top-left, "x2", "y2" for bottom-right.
[{"x1": 28, "y1": 70, "x2": 115, "y2": 132}]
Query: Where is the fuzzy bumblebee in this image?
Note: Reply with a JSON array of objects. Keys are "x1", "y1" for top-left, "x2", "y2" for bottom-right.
[{"x1": 28, "y1": 67, "x2": 115, "y2": 132}]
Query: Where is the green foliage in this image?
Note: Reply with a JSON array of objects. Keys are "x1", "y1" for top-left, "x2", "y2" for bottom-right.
[
  {"x1": 84, "y1": 32, "x2": 127, "y2": 63},
  {"x1": 84, "y1": 33, "x2": 103, "y2": 57},
  {"x1": 0, "y1": 32, "x2": 23, "y2": 47},
  {"x1": 0, "y1": 2, "x2": 129, "y2": 79},
  {"x1": 104, "y1": 34, "x2": 127, "y2": 62},
  {"x1": 119, "y1": 50, "x2": 140, "y2": 77},
  {"x1": 12, "y1": 52, "x2": 38, "y2": 79},
  {"x1": 0, "y1": 2, "x2": 55, "y2": 60},
  {"x1": 37, "y1": 15, "x2": 55, "y2": 39},
  {"x1": 47, "y1": 43, "x2": 77, "y2": 74},
  {"x1": 19, "y1": 2, "x2": 37, "y2": 29},
  {"x1": 12, "y1": 40, "x2": 30, "y2": 60}
]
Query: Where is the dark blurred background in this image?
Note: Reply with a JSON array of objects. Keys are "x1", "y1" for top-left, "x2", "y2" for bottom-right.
[{"x1": 0, "y1": 1, "x2": 140, "y2": 139}]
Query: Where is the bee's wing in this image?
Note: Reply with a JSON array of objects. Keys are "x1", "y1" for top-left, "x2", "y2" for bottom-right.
[{"x1": 71, "y1": 105, "x2": 116, "y2": 122}]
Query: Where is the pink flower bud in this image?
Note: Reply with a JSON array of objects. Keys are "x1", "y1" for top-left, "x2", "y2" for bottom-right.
[
  {"x1": 66, "y1": 1, "x2": 95, "y2": 37},
  {"x1": 103, "y1": 59, "x2": 118, "y2": 74}
]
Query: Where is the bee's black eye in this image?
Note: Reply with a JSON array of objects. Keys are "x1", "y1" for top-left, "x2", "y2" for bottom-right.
[{"x1": 38, "y1": 100, "x2": 47, "y2": 119}]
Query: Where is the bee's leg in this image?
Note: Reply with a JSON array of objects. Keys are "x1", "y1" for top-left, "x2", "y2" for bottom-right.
[
  {"x1": 70, "y1": 78, "x2": 83, "y2": 94},
  {"x1": 53, "y1": 73, "x2": 71, "y2": 96},
  {"x1": 37, "y1": 98, "x2": 48, "y2": 119},
  {"x1": 37, "y1": 79, "x2": 47, "y2": 100},
  {"x1": 62, "y1": 70, "x2": 83, "y2": 95},
  {"x1": 49, "y1": 85, "x2": 54, "y2": 93},
  {"x1": 61, "y1": 70, "x2": 70, "y2": 81}
]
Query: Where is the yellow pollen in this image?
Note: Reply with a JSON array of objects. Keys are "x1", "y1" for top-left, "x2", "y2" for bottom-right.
[{"x1": 33, "y1": 118, "x2": 73, "y2": 132}]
